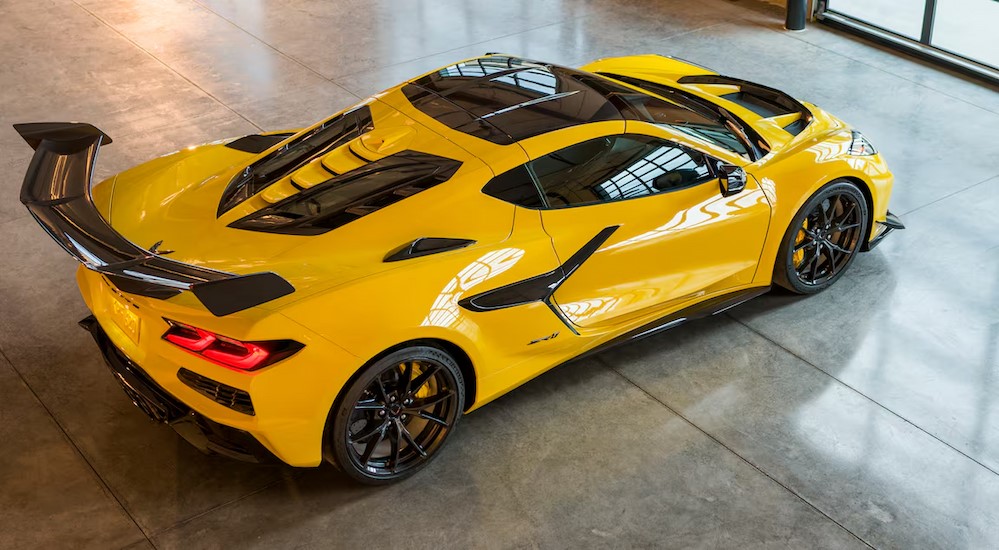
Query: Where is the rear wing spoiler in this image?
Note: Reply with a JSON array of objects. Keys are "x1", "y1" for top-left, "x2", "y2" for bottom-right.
[{"x1": 15, "y1": 122, "x2": 294, "y2": 316}]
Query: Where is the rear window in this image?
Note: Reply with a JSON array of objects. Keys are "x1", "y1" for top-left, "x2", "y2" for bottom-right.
[
  {"x1": 218, "y1": 105, "x2": 374, "y2": 215},
  {"x1": 228, "y1": 151, "x2": 462, "y2": 235},
  {"x1": 404, "y1": 61, "x2": 623, "y2": 144}
]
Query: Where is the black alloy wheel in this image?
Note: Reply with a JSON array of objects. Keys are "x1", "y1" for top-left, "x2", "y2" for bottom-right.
[
  {"x1": 775, "y1": 180, "x2": 869, "y2": 294},
  {"x1": 329, "y1": 346, "x2": 464, "y2": 484}
]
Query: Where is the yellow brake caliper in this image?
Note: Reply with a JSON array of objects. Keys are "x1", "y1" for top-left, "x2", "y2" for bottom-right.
[{"x1": 793, "y1": 218, "x2": 809, "y2": 266}]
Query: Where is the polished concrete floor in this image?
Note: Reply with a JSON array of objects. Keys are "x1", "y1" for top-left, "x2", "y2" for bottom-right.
[{"x1": 1, "y1": 0, "x2": 997, "y2": 548}]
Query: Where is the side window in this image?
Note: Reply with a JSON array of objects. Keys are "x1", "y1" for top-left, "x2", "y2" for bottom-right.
[{"x1": 529, "y1": 135, "x2": 715, "y2": 208}]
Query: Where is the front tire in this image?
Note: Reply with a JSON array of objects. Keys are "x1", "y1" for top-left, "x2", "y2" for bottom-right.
[
  {"x1": 774, "y1": 180, "x2": 869, "y2": 294},
  {"x1": 328, "y1": 346, "x2": 464, "y2": 485}
]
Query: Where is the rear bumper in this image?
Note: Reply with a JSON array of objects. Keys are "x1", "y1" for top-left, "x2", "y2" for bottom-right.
[{"x1": 80, "y1": 315, "x2": 278, "y2": 463}]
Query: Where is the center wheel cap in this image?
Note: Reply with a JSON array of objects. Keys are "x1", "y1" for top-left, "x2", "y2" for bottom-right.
[{"x1": 389, "y1": 403, "x2": 402, "y2": 416}]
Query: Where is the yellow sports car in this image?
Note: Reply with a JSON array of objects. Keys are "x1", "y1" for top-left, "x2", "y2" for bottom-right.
[{"x1": 16, "y1": 54, "x2": 902, "y2": 484}]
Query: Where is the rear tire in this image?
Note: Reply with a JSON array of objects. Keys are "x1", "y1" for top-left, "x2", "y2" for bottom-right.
[
  {"x1": 328, "y1": 346, "x2": 464, "y2": 485},
  {"x1": 774, "y1": 180, "x2": 869, "y2": 294}
]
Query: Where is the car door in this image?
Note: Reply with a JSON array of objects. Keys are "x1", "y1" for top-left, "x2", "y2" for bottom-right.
[{"x1": 522, "y1": 125, "x2": 772, "y2": 329}]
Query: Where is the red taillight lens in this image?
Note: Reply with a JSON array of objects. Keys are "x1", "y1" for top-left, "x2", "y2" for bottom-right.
[
  {"x1": 202, "y1": 338, "x2": 270, "y2": 370},
  {"x1": 162, "y1": 320, "x2": 303, "y2": 372},
  {"x1": 164, "y1": 325, "x2": 216, "y2": 351}
]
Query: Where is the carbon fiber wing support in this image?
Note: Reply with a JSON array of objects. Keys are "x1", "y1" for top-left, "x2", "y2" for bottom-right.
[{"x1": 15, "y1": 122, "x2": 294, "y2": 316}]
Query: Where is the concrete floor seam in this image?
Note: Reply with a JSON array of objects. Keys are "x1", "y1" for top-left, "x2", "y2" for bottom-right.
[
  {"x1": 594, "y1": 354, "x2": 878, "y2": 550},
  {"x1": 188, "y1": 0, "x2": 362, "y2": 101},
  {"x1": 325, "y1": 19, "x2": 582, "y2": 87},
  {"x1": 326, "y1": 18, "x2": 729, "y2": 99},
  {"x1": 897, "y1": 173, "x2": 999, "y2": 217},
  {"x1": 68, "y1": 0, "x2": 265, "y2": 134},
  {"x1": 0, "y1": 214, "x2": 29, "y2": 230},
  {"x1": 145, "y1": 471, "x2": 303, "y2": 541},
  {"x1": 727, "y1": 314, "x2": 999, "y2": 480},
  {"x1": 0, "y1": 346, "x2": 153, "y2": 547}
]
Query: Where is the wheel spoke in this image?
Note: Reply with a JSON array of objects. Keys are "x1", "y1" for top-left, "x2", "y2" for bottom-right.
[
  {"x1": 408, "y1": 364, "x2": 440, "y2": 395},
  {"x1": 825, "y1": 240, "x2": 852, "y2": 254},
  {"x1": 414, "y1": 410, "x2": 449, "y2": 427},
  {"x1": 824, "y1": 243, "x2": 839, "y2": 276},
  {"x1": 354, "y1": 398, "x2": 383, "y2": 412},
  {"x1": 374, "y1": 376, "x2": 390, "y2": 403},
  {"x1": 389, "y1": 421, "x2": 401, "y2": 471},
  {"x1": 400, "y1": 362, "x2": 413, "y2": 397},
  {"x1": 807, "y1": 248, "x2": 821, "y2": 283},
  {"x1": 797, "y1": 246, "x2": 818, "y2": 271},
  {"x1": 408, "y1": 389, "x2": 455, "y2": 411},
  {"x1": 834, "y1": 201, "x2": 856, "y2": 226},
  {"x1": 793, "y1": 238, "x2": 815, "y2": 253},
  {"x1": 350, "y1": 419, "x2": 388, "y2": 443},
  {"x1": 398, "y1": 422, "x2": 427, "y2": 458},
  {"x1": 360, "y1": 423, "x2": 388, "y2": 466},
  {"x1": 820, "y1": 198, "x2": 832, "y2": 228},
  {"x1": 835, "y1": 222, "x2": 861, "y2": 232},
  {"x1": 828, "y1": 195, "x2": 842, "y2": 224}
]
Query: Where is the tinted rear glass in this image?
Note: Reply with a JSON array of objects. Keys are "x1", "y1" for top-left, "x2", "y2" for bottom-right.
[{"x1": 405, "y1": 60, "x2": 623, "y2": 144}]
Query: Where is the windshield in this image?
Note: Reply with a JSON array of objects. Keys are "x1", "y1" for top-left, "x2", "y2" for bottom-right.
[
  {"x1": 617, "y1": 94, "x2": 751, "y2": 158},
  {"x1": 596, "y1": 72, "x2": 770, "y2": 160}
]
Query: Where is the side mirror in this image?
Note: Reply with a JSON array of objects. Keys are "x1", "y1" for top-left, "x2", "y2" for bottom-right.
[{"x1": 718, "y1": 164, "x2": 746, "y2": 197}]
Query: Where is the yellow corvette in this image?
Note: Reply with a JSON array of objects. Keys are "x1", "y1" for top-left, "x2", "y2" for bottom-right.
[{"x1": 16, "y1": 54, "x2": 901, "y2": 484}]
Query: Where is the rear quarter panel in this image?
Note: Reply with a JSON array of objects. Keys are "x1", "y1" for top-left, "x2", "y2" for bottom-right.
[{"x1": 278, "y1": 206, "x2": 583, "y2": 410}]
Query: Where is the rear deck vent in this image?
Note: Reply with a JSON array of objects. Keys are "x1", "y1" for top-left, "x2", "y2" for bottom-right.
[{"x1": 229, "y1": 150, "x2": 463, "y2": 235}]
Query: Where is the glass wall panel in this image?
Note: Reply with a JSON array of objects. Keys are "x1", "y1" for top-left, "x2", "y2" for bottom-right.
[
  {"x1": 932, "y1": 0, "x2": 999, "y2": 69},
  {"x1": 828, "y1": 0, "x2": 927, "y2": 39}
]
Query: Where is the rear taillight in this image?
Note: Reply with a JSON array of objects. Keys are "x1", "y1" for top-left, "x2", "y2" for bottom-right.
[{"x1": 162, "y1": 320, "x2": 303, "y2": 372}]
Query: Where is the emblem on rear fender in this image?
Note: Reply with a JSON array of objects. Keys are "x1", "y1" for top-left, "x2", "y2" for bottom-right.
[{"x1": 528, "y1": 332, "x2": 559, "y2": 345}]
